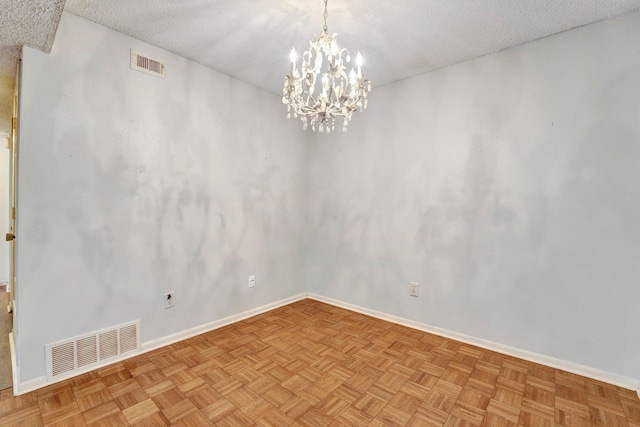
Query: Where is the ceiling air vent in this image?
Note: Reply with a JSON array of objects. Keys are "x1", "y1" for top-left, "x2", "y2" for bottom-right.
[
  {"x1": 46, "y1": 320, "x2": 141, "y2": 380},
  {"x1": 130, "y1": 49, "x2": 165, "y2": 78}
]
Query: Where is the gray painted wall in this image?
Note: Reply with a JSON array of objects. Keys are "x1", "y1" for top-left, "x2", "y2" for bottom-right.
[
  {"x1": 306, "y1": 11, "x2": 640, "y2": 379},
  {"x1": 18, "y1": 13, "x2": 309, "y2": 381},
  {"x1": 16, "y1": 9, "x2": 640, "y2": 384}
]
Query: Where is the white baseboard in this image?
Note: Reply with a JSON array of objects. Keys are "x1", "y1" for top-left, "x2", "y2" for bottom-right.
[
  {"x1": 141, "y1": 293, "x2": 307, "y2": 353},
  {"x1": 8, "y1": 332, "x2": 19, "y2": 391},
  {"x1": 12, "y1": 292, "x2": 640, "y2": 396},
  {"x1": 9, "y1": 332, "x2": 45, "y2": 397},
  {"x1": 11, "y1": 293, "x2": 307, "y2": 396},
  {"x1": 13, "y1": 375, "x2": 45, "y2": 397},
  {"x1": 308, "y1": 293, "x2": 640, "y2": 392}
]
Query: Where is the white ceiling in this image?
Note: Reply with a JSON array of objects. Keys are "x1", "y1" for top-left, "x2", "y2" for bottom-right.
[
  {"x1": 1, "y1": 0, "x2": 640, "y2": 105},
  {"x1": 63, "y1": 0, "x2": 640, "y2": 95}
]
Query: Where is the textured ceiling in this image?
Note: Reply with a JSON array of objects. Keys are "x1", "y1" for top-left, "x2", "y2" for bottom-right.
[
  {"x1": 0, "y1": 0, "x2": 64, "y2": 71},
  {"x1": 63, "y1": 0, "x2": 640, "y2": 95},
  {"x1": 1, "y1": 0, "x2": 640, "y2": 106},
  {"x1": 0, "y1": 0, "x2": 65, "y2": 133}
]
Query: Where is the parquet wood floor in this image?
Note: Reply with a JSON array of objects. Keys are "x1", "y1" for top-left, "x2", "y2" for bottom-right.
[{"x1": 1, "y1": 299, "x2": 639, "y2": 426}]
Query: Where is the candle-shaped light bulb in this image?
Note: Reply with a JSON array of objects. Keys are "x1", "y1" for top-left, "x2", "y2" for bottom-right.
[
  {"x1": 321, "y1": 74, "x2": 329, "y2": 95},
  {"x1": 331, "y1": 40, "x2": 338, "y2": 56},
  {"x1": 289, "y1": 48, "x2": 297, "y2": 75},
  {"x1": 349, "y1": 69, "x2": 356, "y2": 83},
  {"x1": 355, "y1": 52, "x2": 363, "y2": 78}
]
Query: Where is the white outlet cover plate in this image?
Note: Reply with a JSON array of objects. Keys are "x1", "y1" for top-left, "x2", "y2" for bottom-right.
[
  {"x1": 249, "y1": 275, "x2": 256, "y2": 288},
  {"x1": 410, "y1": 282, "x2": 419, "y2": 297},
  {"x1": 164, "y1": 292, "x2": 175, "y2": 309}
]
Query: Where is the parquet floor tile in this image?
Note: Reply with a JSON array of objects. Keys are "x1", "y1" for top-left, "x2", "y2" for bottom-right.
[{"x1": 1, "y1": 299, "x2": 639, "y2": 426}]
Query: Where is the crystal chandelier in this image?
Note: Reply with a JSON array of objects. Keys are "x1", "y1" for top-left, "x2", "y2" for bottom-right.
[{"x1": 282, "y1": 0, "x2": 371, "y2": 133}]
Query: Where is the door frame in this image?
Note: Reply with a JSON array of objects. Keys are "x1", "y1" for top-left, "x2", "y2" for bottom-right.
[{"x1": 7, "y1": 60, "x2": 19, "y2": 341}]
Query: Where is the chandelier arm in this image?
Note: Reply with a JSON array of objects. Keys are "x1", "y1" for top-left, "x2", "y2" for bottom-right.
[{"x1": 291, "y1": 92, "x2": 320, "y2": 113}]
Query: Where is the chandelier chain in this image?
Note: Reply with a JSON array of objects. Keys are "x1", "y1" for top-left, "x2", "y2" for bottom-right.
[{"x1": 323, "y1": 0, "x2": 328, "y2": 33}]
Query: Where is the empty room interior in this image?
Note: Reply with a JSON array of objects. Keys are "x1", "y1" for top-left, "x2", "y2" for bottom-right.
[{"x1": 1, "y1": 0, "x2": 640, "y2": 425}]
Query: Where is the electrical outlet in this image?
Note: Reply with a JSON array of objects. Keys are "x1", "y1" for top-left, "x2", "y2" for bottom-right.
[
  {"x1": 249, "y1": 275, "x2": 255, "y2": 288},
  {"x1": 164, "y1": 292, "x2": 175, "y2": 309},
  {"x1": 410, "y1": 282, "x2": 419, "y2": 297}
]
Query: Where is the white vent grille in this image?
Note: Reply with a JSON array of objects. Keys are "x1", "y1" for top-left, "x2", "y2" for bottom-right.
[
  {"x1": 120, "y1": 324, "x2": 138, "y2": 354},
  {"x1": 46, "y1": 320, "x2": 140, "y2": 380},
  {"x1": 130, "y1": 49, "x2": 165, "y2": 78},
  {"x1": 51, "y1": 342, "x2": 74, "y2": 377},
  {"x1": 77, "y1": 336, "x2": 97, "y2": 368},
  {"x1": 99, "y1": 330, "x2": 118, "y2": 360}
]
